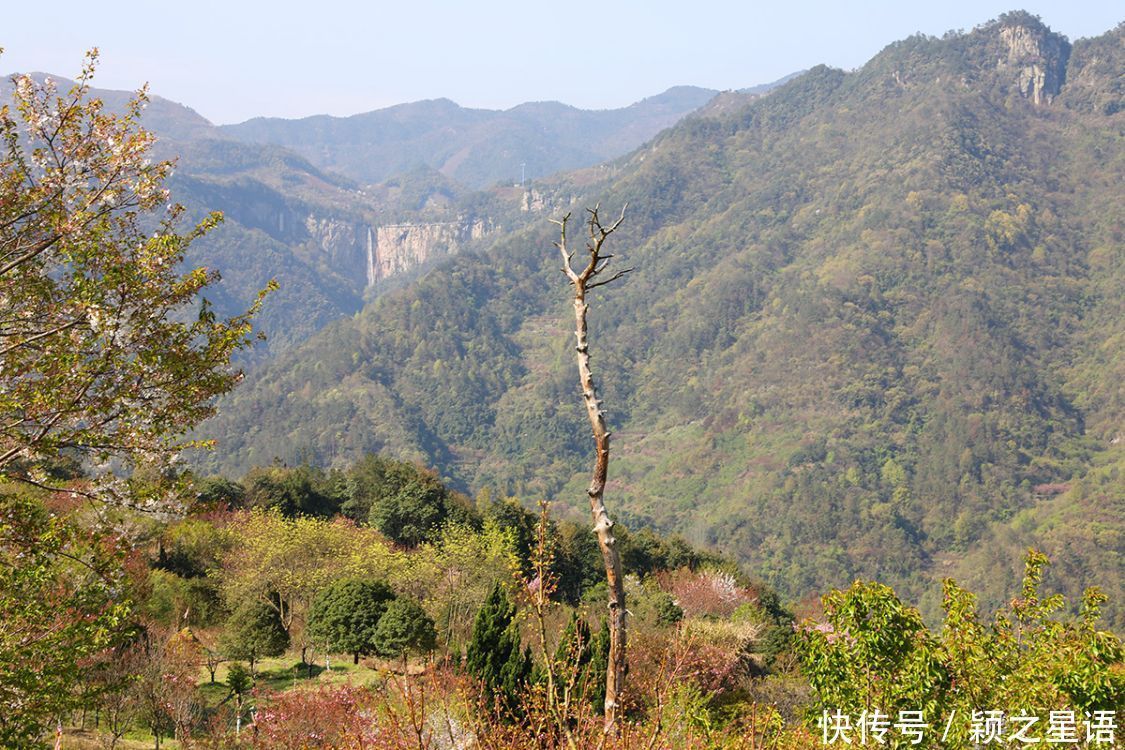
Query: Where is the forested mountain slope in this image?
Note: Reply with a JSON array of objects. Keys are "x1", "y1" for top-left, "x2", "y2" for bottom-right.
[
  {"x1": 0, "y1": 74, "x2": 478, "y2": 355},
  {"x1": 199, "y1": 14, "x2": 1124, "y2": 625},
  {"x1": 2, "y1": 76, "x2": 730, "y2": 357}
]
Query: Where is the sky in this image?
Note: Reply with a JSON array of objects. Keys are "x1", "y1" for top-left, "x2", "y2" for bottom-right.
[{"x1": 1, "y1": 1, "x2": 1120, "y2": 125}]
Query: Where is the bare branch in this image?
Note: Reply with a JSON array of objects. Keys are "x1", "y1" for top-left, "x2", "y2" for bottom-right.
[{"x1": 586, "y1": 268, "x2": 634, "y2": 290}]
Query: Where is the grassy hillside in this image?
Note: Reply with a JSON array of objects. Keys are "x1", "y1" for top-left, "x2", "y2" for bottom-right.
[{"x1": 198, "y1": 14, "x2": 1124, "y2": 626}]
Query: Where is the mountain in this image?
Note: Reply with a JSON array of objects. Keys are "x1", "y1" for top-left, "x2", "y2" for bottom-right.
[
  {"x1": 197, "y1": 13, "x2": 1125, "y2": 627},
  {"x1": 3, "y1": 75, "x2": 741, "y2": 357},
  {"x1": 219, "y1": 86, "x2": 724, "y2": 188},
  {"x1": 0, "y1": 73, "x2": 477, "y2": 355}
]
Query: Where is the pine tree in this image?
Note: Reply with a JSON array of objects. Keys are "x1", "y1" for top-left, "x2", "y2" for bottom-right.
[
  {"x1": 466, "y1": 584, "x2": 529, "y2": 708},
  {"x1": 586, "y1": 619, "x2": 611, "y2": 710}
]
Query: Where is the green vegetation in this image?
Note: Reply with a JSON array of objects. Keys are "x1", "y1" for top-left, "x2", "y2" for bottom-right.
[
  {"x1": 307, "y1": 579, "x2": 396, "y2": 664},
  {"x1": 0, "y1": 55, "x2": 266, "y2": 748},
  {"x1": 2, "y1": 12, "x2": 1123, "y2": 750},
  {"x1": 372, "y1": 597, "x2": 437, "y2": 661},
  {"x1": 0, "y1": 489, "x2": 131, "y2": 747},
  {"x1": 0, "y1": 53, "x2": 269, "y2": 481},
  {"x1": 466, "y1": 583, "x2": 532, "y2": 710},
  {"x1": 796, "y1": 551, "x2": 1123, "y2": 746},
  {"x1": 221, "y1": 600, "x2": 290, "y2": 674},
  {"x1": 201, "y1": 16, "x2": 1125, "y2": 628},
  {"x1": 3, "y1": 449, "x2": 1120, "y2": 748}
]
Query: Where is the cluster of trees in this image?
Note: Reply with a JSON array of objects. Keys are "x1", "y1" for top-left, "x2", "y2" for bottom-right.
[
  {"x1": 25, "y1": 456, "x2": 797, "y2": 747},
  {"x1": 162, "y1": 454, "x2": 738, "y2": 635},
  {"x1": 26, "y1": 436, "x2": 1114, "y2": 749},
  {"x1": 76, "y1": 526, "x2": 1121, "y2": 750},
  {"x1": 147, "y1": 449, "x2": 772, "y2": 646},
  {"x1": 308, "y1": 580, "x2": 434, "y2": 665},
  {"x1": 215, "y1": 578, "x2": 437, "y2": 672}
]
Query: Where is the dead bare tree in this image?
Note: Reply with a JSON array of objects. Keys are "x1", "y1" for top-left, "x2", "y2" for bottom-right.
[{"x1": 550, "y1": 203, "x2": 631, "y2": 736}]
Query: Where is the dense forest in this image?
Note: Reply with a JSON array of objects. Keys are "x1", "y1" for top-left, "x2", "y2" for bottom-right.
[
  {"x1": 1, "y1": 9, "x2": 1122, "y2": 750},
  {"x1": 200, "y1": 14, "x2": 1124, "y2": 627}
]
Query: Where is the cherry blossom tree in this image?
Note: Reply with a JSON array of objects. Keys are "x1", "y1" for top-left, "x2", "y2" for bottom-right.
[{"x1": 0, "y1": 50, "x2": 272, "y2": 498}]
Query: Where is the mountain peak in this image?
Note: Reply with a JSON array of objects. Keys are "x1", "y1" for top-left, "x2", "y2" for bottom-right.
[
  {"x1": 862, "y1": 11, "x2": 1073, "y2": 107},
  {"x1": 986, "y1": 11, "x2": 1071, "y2": 104}
]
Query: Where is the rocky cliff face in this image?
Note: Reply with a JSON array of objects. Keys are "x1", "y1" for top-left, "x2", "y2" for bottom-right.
[
  {"x1": 1059, "y1": 23, "x2": 1124, "y2": 116},
  {"x1": 304, "y1": 215, "x2": 369, "y2": 282},
  {"x1": 995, "y1": 17, "x2": 1071, "y2": 105},
  {"x1": 368, "y1": 219, "x2": 490, "y2": 284},
  {"x1": 301, "y1": 213, "x2": 492, "y2": 289}
]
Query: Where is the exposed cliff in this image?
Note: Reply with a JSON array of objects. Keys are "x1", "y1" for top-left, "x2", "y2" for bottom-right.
[
  {"x1": 1060, "y1": 22, "x2": 1125, "y2": 115},
  {"x1": 367, "y1": 219, "x2": 491, "y2": 285},
  {"x1": 180, "y1": 176, "x2": 491, "y2": 291},
  {"x1": 174, "y1": 167, "x2": 499, "y2": 356},
  {"x1": 995, "y1": 16, "x2": 1071, "y2": 104},
  {"x1": 303, "y1": 215, "x2": 369, "y2": 284},
  {"x1": 301, "y1": 215, "x2": 493, "y2": 288}
]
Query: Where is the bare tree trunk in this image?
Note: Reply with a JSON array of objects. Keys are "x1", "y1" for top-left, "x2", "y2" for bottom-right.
[{"x1": 552, "y1": 205, "x2": 632, "y2": 736}]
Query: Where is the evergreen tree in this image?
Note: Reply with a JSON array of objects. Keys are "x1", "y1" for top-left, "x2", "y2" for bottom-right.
[
  {"x1": 220, "y1": 600, "x2": 289, "y2": 674},
  {"x1": 499, "y1": 639, "x2": 533, "y2": 708},
  {"x1": 374, "y1": 597, "x2": 437, "y2": 662},
  {"x1": 465, "y1": 584, "x2": 510, "y2": 684},
  {"x1": 307, "y1": 579, "x2": 395, "y2": 664},
  {"x1": 466, "y1": 583, "x2": 529, "y2": 708},
  {"x1": 225, "y1": 663, "x2": 253, "y2": 733},
  {"x1": 586, "y1": 619, "x2": 611, "y2": 711}
]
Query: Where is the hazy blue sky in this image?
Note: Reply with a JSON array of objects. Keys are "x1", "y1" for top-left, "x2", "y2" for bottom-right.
[{"x1": 2, "y1": 1, "x2": 1119, "y2": 124}]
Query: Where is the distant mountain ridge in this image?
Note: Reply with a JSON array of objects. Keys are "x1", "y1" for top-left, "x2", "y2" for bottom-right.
[
  {"x1": 3, "y1": 74, "x2": 767, "y2": 356},
  {"x1": 219, "y1": 86, "x2": 724, "y2": 188}
]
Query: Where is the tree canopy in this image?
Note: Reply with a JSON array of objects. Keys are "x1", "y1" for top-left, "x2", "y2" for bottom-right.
[
  {"x1": 220, "y1": 600, "x2": 289, "y2": 673},
  {"x1": 0, "y1": 53, "x2": 272, "y2": 494},
  {"x1": 373, "y1": 597, "x2": 436, "y2": 660},
  {"x1": 306, "y1": 578, "x2": 396, "y2": 664}
]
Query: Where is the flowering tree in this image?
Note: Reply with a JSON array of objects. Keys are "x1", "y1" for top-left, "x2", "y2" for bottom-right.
[
  {"x1": 249, "y1": 685, "x2": 380, "y2": 750},
  {"x1": 130, "y1": 628, "x2": 202, "y2": 750},
  {"x1": 0, "y1": 51, "x2": 271, "y2": 746},
  {"x1": 0, "y1": 50, "x2": 272, "y2": 496}
]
